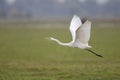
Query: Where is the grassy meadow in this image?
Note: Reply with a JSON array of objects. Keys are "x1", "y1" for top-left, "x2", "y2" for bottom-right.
[{"x1": 0, "y1": 20, "x2": 120, "y2": 80}]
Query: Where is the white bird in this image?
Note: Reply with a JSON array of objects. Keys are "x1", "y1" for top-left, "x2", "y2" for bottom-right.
[{"x1": 49, "y1": 15, "x2": 103, "y2": 58}]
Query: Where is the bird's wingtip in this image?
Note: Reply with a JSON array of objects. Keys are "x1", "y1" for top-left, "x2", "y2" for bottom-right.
[{"x1": 73, "y1": 14, "x2": 78, "y2": 17}]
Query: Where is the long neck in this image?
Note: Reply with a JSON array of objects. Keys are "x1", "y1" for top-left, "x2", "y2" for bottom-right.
[{"x1": 51, "y1": 37, "x2": 71, "y2": 46}]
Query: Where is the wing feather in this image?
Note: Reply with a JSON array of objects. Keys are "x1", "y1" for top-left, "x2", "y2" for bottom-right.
[
  {"x1": 75, "y1": 20, "x2": 91, "y2": 45},
  {"x1": 69, "y1": 15, "x2": 82, "y2": 42}
]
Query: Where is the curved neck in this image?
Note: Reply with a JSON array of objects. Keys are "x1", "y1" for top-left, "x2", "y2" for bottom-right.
[{"x1": 51, "y1": 37, "x2": 71, "y2": 46}]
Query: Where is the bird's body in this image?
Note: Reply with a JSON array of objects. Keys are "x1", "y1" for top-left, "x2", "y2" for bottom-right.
[
  {"x1": 50, "y1": 15, "x2": 91, "y2": 49},
  {"x1": 49, "y1": 15, "x2": 103, "y2": 58}
]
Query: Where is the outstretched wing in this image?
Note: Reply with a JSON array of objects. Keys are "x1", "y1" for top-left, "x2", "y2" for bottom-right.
[
  {"x1": 75, "y1": 20, "x2": 91, "y2": 45},
  {"x1": 69, "y1": 15, "x2": 82, "y2": 42}
]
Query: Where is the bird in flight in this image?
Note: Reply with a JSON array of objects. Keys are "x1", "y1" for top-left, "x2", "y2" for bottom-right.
[{"x1": 48, "y1": 15, "x2": 103, "y2": 58}]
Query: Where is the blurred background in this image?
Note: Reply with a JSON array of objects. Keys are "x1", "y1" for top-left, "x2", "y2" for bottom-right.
[
  {"x1": 0, "y1": 0, "x2": 120, "y2": 20},
  {"x1": 0, "y1": 0, "x2": 120, "y2": 80}
]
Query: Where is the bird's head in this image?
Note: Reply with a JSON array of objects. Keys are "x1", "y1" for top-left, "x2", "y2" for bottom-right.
[
  {"x1": 50, "y1": 37, "x2": 56, "y2": 41},
  {"x1": 45, "y1": 37, "x2": 55, "y2": 41}
]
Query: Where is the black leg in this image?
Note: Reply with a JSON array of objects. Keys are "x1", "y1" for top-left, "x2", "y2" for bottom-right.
[{"x1": 86, "y1": 49, "x2": 103, "y2": 58}]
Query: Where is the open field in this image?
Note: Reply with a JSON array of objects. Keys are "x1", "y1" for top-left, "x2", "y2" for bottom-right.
[{"x1": 0, "y1": 21, "x2": 120, "y2": 80}]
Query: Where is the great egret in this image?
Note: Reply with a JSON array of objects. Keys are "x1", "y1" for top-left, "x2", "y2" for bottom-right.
[{"x1": 49, "y1": 15, "x2": 103, "y2": 58}]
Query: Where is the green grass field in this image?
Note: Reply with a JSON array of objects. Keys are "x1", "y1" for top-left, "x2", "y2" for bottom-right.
[{"x1": 0, "y1": 21, "x2": 120, "y2": 80}]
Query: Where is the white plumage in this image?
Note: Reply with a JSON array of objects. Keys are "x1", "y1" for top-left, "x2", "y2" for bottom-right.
[
  {"x1": 69, "y1": 15, "x2": 82, "y2": 43},
  {"x1": 49, "y1": 15, "x2": 103, "y2": 58},
  {"x1": 50, "y1": 15, "x2": 91, "y2": 49}
]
